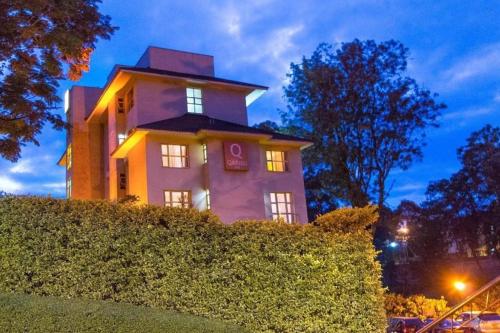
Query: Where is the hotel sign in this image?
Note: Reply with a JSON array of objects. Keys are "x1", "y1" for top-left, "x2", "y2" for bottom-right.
[{"x1": 223, "y1": 142, "x2": 248, "y2": 171}]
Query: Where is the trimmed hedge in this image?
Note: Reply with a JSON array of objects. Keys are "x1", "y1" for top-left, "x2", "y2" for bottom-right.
[
  {"x1": 0, "y1": 196, "x2": 386, "y2": 332},
  {"x1": 0, "y1": 292, "x2": 247, "y2": 332}
]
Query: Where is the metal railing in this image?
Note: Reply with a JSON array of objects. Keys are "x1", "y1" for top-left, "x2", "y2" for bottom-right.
[{"x1": 416, "y1": 275, "x2": 500, "y2": 333}]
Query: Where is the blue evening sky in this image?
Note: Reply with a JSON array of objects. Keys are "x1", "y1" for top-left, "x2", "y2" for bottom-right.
[{"x1": 1, "y1": 0, "x2": 499, "y2": 207}]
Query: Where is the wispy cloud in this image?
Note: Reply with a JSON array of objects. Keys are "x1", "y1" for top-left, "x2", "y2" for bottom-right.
[
  {"x1": 0, "y1": 175, "x2": 23, "y2": 193},
  {"x1": 494, "y1": 91, "x2": 500, "y2": 103},
  {"x1": 393, "y1": 182, "x2": 426, "y2": 192},
  {"x1": 443, "y1": 107, "x2": 495, "y2": 121},
  {"x1": 9, "y1": 159, "x2": 33, "y2": 174},
  {"x1": 438, "y1": 43, "x2": 500, "y2": 91}
]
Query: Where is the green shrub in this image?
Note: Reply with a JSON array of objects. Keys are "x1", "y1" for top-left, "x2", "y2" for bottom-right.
[
  {"x1": 0, "y1": 196, "x2": 386, "y2": 332},
  {"x1": 385, "y1": 293, "x2": 449, "y2": 319},
  {"x1": 0, "y1": 292, "x2": 247, "y2": 332},
  {"x1": 312, "y1": 205, "x2": 379, "y2": 233}
]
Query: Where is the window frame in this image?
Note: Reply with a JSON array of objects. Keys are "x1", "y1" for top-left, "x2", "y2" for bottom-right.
[
  {"x1": 265, "y1": 150, "x2": 289, "y2": 172},
  {"x1": 164, "y1": 190, "x2": 192, "y2": 208},
  {"x1": 186, "y1": 87, "x2": 203, "y2": 114},
  {"x1": 205, "y1": 189, "x2": 211, "y2": 210},
  {"x1": 160, "y1": 144, "x2": 189, "y2": 168},
  {"x1": 66, "y1": 144, "x2": 72, "y2": 170},
  {"x1": 202, "y1": 143, "x2": 208, "y2": 164},
  {"x1": 66, "y1": 177, "x2": 72, "y2": 199},
  {"x1": 269, "y1": 192, "x2": 295, "y2": 224}
]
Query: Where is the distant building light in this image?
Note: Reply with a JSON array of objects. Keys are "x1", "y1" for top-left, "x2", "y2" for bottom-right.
[
  {"x1": 389, "y1": 241, "x2": 399, "y2": 248},
  {"x1": 64, "y1": 90, "x2": 70, "y2": 113}
]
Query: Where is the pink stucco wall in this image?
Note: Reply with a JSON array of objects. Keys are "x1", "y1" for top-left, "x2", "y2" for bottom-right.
[
  {"x1": 205, "y1": 139, "x2": 308, "y2": 224},
  {"x1": 127, "y1": 78, "x2": 249, "y2": 131},
  {"x1": 143, "y1": 134, "x2": 207, "y2": 209},
  {"x1": 68, "y1": 86, "x2": 102, "y2": 200},
  {"x1": 136, "y1": 47, "x2": 214, "y2": 76},
  {"x1": 134, "y1": 132, "x2": 308, "y2": 224}
]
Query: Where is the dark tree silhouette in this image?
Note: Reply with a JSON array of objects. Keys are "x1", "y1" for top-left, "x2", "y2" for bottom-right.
[
  {"x1": 282, "y1": 40, "x2": 445, "y2": 218},
  {"x1": 0, "y1": 0, "x2": 117, "y2": 161}
]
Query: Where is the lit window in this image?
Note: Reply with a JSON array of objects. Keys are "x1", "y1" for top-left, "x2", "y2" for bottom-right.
[
  {"x1": 66, "y1": 144, "x2": 72, "y2": 170},
  {"x1": 161, "y1": 144, "x2": 188, "y2": 168},
  {"x1": 202, "y1": 143, "x2": 208, "y2": 164},
  {"x1": 164, "y1": 190, "x2": 191, "y2": 208},
  {"x1": 66, "y1": 178, "x2": 72, "y2": 199},
  {"x1": 118, "y1": 133, "x2": 126, "y2": 145},
  {"x1": 270, "y1": 192, "x2": 294, "y2": 224},
  {"x1": 186, "y1": 87, "x2": 203, "y2": 113},
  {"x1": 64, "y1": 90, "x2": 70, "y2": 113},
  {"x1": 266, "y1": 151, "x2": 288, "y2": 172},
  {"x1": 205, "y1": 189, "x2": 211, "y2": 210}
]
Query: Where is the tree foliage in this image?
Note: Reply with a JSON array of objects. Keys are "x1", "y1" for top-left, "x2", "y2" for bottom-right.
[
  {"x1": 283, "y1": 40, "x2": 445, "y2": 218},
  {"x1": 422, "y1": 124, "x2": 500, "y2": 259},
  {"x1": 385, "y1": 293, "x2": 449, "y2": 319},
  {"x1": 0, "y1": 0, "x2": 116, "y2": 161}
]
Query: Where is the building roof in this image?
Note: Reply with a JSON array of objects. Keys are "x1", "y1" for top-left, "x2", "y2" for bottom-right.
[
  {"x1": 137, "y1": 113, "x2": 310, "y2": 143},
  {"x1": 118, "y1": 66, "x2": 268, "y2": 90}
]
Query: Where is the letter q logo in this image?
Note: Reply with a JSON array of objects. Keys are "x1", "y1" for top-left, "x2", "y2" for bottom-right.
[{"x1": 230, "y1": 143, "x2": 243, "y2": 159}]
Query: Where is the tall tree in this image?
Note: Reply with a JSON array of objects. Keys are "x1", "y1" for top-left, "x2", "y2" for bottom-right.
[
  {"x1": 423, "y1": 125, "x2": 499, "y2": 259},
  {"x1": 283, "y1": 40, "x2": 445, "y2": 218},
  {"x1": 0, "y1": 0, "x2": 117, "y2": 161}
]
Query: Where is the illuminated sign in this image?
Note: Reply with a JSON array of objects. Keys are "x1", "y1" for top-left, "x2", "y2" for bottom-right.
[{"x1": 223, "y1": 142, "x2": 248, "y2": 171}]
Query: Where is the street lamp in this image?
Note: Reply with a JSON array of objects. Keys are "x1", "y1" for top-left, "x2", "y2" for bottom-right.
[{"x1": 453, "y1": 281, "x2": 466, "y2": 292}]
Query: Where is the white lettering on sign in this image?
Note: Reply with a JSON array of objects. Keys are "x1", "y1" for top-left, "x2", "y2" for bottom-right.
[{"x1": 223, "y1": 142, "x2": 248, "y2": 171}]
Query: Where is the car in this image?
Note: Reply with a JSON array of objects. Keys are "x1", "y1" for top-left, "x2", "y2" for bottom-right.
[
  {"x1": 456, "y1": 312, "x2": 500, "y2": 333},
  {"x1": 387, "y1": 317, "x2": 425, "y2": 333},
  {"x1": 433, "y1": 319, "x2": 465, "y2": 332}
]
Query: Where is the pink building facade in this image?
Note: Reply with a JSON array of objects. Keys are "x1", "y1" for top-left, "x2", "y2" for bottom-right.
[{"x1": 58, "y1": 47, "x2": 311, "y2": 224}]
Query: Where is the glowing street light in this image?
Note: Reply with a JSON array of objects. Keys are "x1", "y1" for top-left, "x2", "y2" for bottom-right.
[
  {"x1": 389, "y1": 241, "x2": 399, "y2": 248},
  {"x1": 453, "y1": 281, "x2": 466, "y2": 292},
  {"x1": 398, "y1": 226, "x2": 409, "y2": 235}
]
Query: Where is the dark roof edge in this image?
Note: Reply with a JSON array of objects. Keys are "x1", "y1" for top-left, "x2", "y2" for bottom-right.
[{"x1": 118, "y1": 66, "x2": 268, "y2": 90}]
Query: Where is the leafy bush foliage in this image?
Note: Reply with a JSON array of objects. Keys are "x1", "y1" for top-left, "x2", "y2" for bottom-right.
[
  {"x1": 385, "y1": 293, "x2": 449, "y2": 319},
  {"x1": 312, "y1": 205, "x2": 379, "y2": 233},
  {"x1": 0, "y1": 196, "x2": 386, "y2": 332},
  {"x1": 0, "y1": 292, "x2": 246, "y2": 333}
]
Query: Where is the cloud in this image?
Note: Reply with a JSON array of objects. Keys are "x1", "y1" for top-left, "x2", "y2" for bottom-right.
[
  {"x1": 443, "y1": 107, "x2": 495, "y2": 121},
  {"x1": 9, "y1": 159, "x2": 33, "y2": 174},
  {"x1": 494, "y1": 91, "x2": 500, "y2": 103},
  {"x1": 439, "y1": 43, "x2": 500, "y2": 91},
  {"x1": 0, "y1": 175, "x2": 23, "y2": 193},
  {"x1": 393, "y1": 182, "x2": 426, "y2": 192}
]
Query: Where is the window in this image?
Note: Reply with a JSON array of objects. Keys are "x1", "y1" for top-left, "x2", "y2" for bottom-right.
[
  {"x1": 269, "y1": 192, "x2": 294, "y2": 224},
  {"x1": 66, "y1": 144, "x2": 72, "y2": 170},
  {"x1": 161, "y1": 144, "x2": 188, "y2": 168},
  {"x1": 66, "y1": 178, "x2": 72, "y2": 199},
  {"x1": 205, "y1": 189, "x2": 211, "y2": 210},
  {"x1": 164, "y1": 190, "x2": 191, "y2": 208},
  {"x1": 117, "y1": 97, "x2": 125, "y2": 113},
  {"x1": 202, "y1": 143, "x2": 208, "y2": 164},
  {"x1": 266, "y1": 151, "x2": 288, "y2": 172},
  {"x1": 126, "y1": 88, "x2": 134, "y2": 112},
  {"x1": 118, "y1": 133, "x2": 126, "y2": 145},
  {"x1": 186, "y1": 87, "x2": 203, "y2": 113}
]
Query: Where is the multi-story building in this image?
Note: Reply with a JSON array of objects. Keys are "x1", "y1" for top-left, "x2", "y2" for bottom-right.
[{"x1": 57, "y1": 47, "x2": 311, "y2": 224}]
